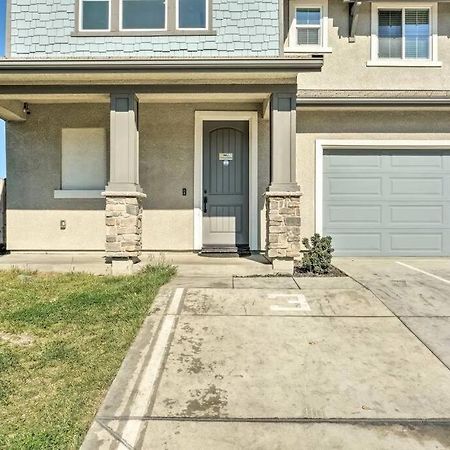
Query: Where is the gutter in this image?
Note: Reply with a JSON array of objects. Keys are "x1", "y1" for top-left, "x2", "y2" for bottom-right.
[
  {"x1": 0, "y1": 57, "x2": 323, "y2": 72},
  {"x1": 297, "y1": 97, "x2": 450, "y2": 106}
]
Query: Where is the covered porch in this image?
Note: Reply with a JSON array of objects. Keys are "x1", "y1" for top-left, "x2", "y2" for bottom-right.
[{"x1": 0, "y1": 57, "x2": 322, "y2": 273}]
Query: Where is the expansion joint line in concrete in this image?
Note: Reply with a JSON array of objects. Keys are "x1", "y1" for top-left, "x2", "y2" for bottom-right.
[
  {"x1": 146, "y1": 289, "x2": 186, "y2": 416},
  {"x1": 95, "y1": 418, "x2": 134, "y2": 450},
  {"x1": 101, "y1": 288, "x2": 186, "y2": 450},
  {"x1": 168, "y1": 314, "x2": 397, "y2": 318},
  {"x1": 397, "y1": 318, "x2": 450, "y2": 372},
  {"x1": 96, "y1": 415, "x2": 450, "y2": 426},
  {"x1": 134, "y1": 288, "x2": 187, "y2": 449},
  {"x1": 346, "y1": 275, "x2": 450, "y2": 372},
  {"x1": 292, "y1": 277, "x2": 302, "y2": 290}
]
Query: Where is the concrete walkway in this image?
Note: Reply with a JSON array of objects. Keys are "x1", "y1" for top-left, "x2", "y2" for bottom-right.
[
  {"x1": 82, "y1": 257, "x2": 450, "y2": 449},
  {"x1": 0, "y1": 251, "x2": 273, "y2": 276}
]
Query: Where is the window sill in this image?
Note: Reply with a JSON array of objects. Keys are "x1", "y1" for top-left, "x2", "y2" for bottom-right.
[
  {"x1": 284, "y1": 47, "x2": 332, "y2": 54},
  {"x1": 367, "y1": 59, "x2": 442, "y2": 67},
  {"x1": 71, "y1": 30, "x2": 216, "y2": 37},
  {"x1": 54, "y1": 190, "x2": 103, "y2": 199}
]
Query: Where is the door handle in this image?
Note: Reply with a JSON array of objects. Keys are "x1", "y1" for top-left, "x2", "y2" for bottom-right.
[{"x1": 203, "y1": 195, "x2": 208, "y2": 213}]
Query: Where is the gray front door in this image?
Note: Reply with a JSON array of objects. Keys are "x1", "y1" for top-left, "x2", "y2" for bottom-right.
[
  {"x1": 323, "y1": 149, "x2": 450, "y2": 256},
  {"x1": 202, "y1": 121, "x2": 249, "y2": 248}
]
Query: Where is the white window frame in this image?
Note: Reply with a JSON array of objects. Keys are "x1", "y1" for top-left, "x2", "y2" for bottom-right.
[
  {"x1": 286, "y1": 0, "x2": 331, "y2": 53},
  {"x1": 369, "y1": 2, "x2": 440, "y2": 67},
  {"x1": 54, "y1": 128, "x2": 107, "y2": 199},
  {"x1": 80, "y1": 0, "x2": 112, "y2": 32},
  {"x1": 119, "y1": 0, "x2": 168, "y2": 32},
  {"x1": 176, "y1": 0, "x2": 208, "y2": 31}
]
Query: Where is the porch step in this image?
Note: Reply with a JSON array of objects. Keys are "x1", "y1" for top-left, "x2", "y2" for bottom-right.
[{"x1": 199, "y1": 246, "x2": 251, "y2": 257}]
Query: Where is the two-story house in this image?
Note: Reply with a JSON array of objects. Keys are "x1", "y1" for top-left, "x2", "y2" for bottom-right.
[{"x1": 0, "y1": 0, "x2": 449, "y2": 272}]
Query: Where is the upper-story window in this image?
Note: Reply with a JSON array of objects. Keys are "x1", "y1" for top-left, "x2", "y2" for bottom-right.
[
  {"x1": 80, "y1": 0, "x2": 111, "y2": 31},
  {"x1": 296, "y1": 8, "x2": 322, "y2": 46},
  {"x1": 77, "y1": 0, "x2": 211, "y2": 34},
  {"x1": 285, "y1": 0, "x2": 330, "y2": 53},
  {"x1": 369, "y1": 3, "x2": 440, "y2": 66},
  {"x1": 121, "y1": 0, "x2": 166, "y2": 30},
  {"x1": 177, "y1": 0, "x2": 207, "y2": 29}
]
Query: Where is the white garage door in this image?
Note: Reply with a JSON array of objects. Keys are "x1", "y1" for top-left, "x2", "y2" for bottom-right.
[{"x1": 323, "y1": 149, "x2": 450, "y2": 256}]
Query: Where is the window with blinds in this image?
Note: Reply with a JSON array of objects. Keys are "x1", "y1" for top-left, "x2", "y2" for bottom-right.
[
  {"x1": 405, "y1": 9, "x2": 430, "y2": 58},
  {"x1": 296, "y1": 8, "x2": 322, "y2": 46},
  {"x1": 377, "y1": 8, "x2": 430, "y2": 60},
  {"x1": 378, "y1": 10, "x2": 402, "y2": 58}
]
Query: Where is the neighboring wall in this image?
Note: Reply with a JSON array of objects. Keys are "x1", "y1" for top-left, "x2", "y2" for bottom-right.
[
  {"x1": 295, "y1": 0, "x2": 450, "y2": 240},
  {"x1": 9, "y1": 0, "x2": 280, "y2": 57},
  {"x1": 297, "y1": 110, "x2": 450, "y2": 240},
  {"x1": 0, "y1": 179, "x2": 5, "y2": 248},
  {"x1": 297, "y1": 0, "x2": 450, "y2": 90}
]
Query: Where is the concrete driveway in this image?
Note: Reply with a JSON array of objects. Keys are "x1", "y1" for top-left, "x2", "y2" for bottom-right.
[{"x1": 82, "y1": 258, "x2": 450, "y2": 449}]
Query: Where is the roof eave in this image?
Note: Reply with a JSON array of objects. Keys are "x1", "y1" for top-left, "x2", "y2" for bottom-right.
[{"x1": 0, "y1": 57, "x2": 323, "y2": 72}]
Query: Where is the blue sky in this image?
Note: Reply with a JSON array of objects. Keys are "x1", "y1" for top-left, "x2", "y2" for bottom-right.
[{"x1": 0, "y1": 0, "x2": 6, "y2": 178}]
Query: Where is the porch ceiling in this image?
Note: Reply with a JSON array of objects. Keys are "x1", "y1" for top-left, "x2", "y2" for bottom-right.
[
  {"x1": 0, "y1": 92, "x2": 271, "y2": 105},
  {"x1": 137, "y1": 93, "x2": 270, "y2": 103},
  {"x1": 0, "y1": 94, "x2": 110, "y2": 104}
]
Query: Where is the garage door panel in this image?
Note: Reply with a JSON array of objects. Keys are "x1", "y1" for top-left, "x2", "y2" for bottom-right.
[
  {"x1": 390, "y1": 178, "x2": 444, "y2": 196},
  {"x1": 390, "y1": 205, "x2": 444, "y2": 225},
  {"x1": 325, "y1": 152, "x2": 382, "y2": 169},
  {"x1": 389, "y1": 153, "x2": 444, "y2": 169},
  {"x1": 327, "y1": 205, "x2": 382, "y2": 225},
  {"x1": 327, "y1": 177, "x2": 382, "y2": 195},
  {"x1": 390, "y1": 233, "x2": 444, "y2": 253},
  {"x1": 330, "y1": 233, "x2": 382, "y2": 253},
  {"x1": 325, "y1": 204, "x2": 446, "y2": 228},
  {"x1": 323, "y1": 149, "x2": 450, "y2": 256}
]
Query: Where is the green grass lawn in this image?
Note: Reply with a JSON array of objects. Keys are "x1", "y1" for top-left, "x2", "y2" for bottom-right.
[{"x1": 0, "y1": 264, "x2": 175, "y2": 450}]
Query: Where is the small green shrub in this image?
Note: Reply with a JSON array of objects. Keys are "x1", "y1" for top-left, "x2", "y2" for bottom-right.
[{"x1": 301, "y1": 233, "x2": 334, "y2": 274}]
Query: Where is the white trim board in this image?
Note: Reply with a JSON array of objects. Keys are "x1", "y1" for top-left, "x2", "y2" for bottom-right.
[
  {"x1": 315, "y1": 139, "x2": 450, "y2": 235},
  {"x1": 194, "y1": 111, "x2": 259, "y2": 251},
  {"x1": 54, "y1": 190, "x2": 103, "y2": 199}
]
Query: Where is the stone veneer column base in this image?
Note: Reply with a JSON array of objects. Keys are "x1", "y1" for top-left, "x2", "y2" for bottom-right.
[
  {"x1": 102, "y1": 191, "x2": 147, "y2": 274},
  {"x1": 266, "y1": 191, "x2": 302, "y2": 274}
]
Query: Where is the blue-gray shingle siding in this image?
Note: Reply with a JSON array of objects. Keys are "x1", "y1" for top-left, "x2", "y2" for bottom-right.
[{"x1": 9, "y1": 0, "x2": 281, "y2": 58}]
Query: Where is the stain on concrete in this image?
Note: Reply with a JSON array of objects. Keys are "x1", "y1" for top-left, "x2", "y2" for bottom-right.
[
  {"x1": 354, "y1": 423, "x2": 450, "y2": 449},
  {"x1": 182, "y1": 384, "x2": 229, "y2": 417},
  {"x1": 175, "y1": 321, "x2": 221, "y2": 376},
  {"x1": 162, "y1": 398, "x2": 177, "y2": 411},
  {"x1": 183, "y1": 292, "x2": 212, "y2": 314},
  {"x1": 180, "y1": 322, "x2": 194, "y2": 335},
  {"x1": 177, "y1": 354, "x2": 205, "y2": 374},
  {"x1": 177, "y1": 332, "x2": 204, "y2": 355}
]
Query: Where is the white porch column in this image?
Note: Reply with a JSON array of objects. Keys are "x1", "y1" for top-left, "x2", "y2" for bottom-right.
[
  {"x1": 103, "y1": 93, "x2": 146, "y2": 272},
  {"x1": 107, "y1": 93, "x2": 141, "y2": 192},
  {"x1": 266, "y1": 91, "x2": 302, "y2": 274}
]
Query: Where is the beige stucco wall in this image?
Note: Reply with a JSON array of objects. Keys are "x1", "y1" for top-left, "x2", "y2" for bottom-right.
[
  {"x1": 297, "y1": 109, "x2": 450, "y2": 241},
  {"x1": 139, "y1": 102, "x2": 270, "y2": 251},
  {"x1": 297, "y1": 0, "x2": 450, "y2": 90},
  {"x1": 7, "y1": 104, "x2": 109, "y2": 251},
  {"x1": 6, "y1": 102, "x2": 270, "y2": 251}
]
